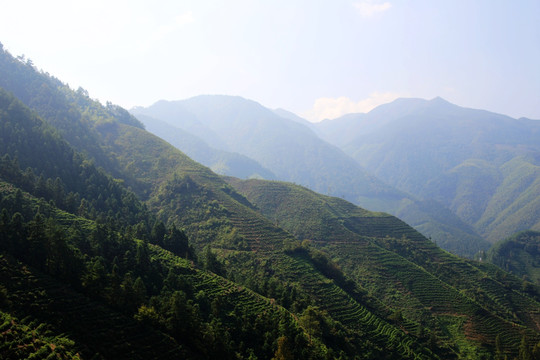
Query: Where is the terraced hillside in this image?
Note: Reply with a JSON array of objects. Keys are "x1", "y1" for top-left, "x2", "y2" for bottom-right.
[
  {"x1": 2, "y1": 43, "x2": 540, "y2": 358},
  {"x1": 314, "y1": 97, "x2": 540, "y2": 244},
  {"x1": 0, "y1": 83, "x2": 321, "y2": 358},
  {"x1": 227, "y1": 178, "x2": 540, "y2": 358},
  {"x1": 0, "y1": 178, "x2": 326, "y2": 359},
  {"x1": 0, "y1": 65, "x2": 433, "y2": 357},
  {"x1": 131, "y1": 95, "x2": 488, "y2": 258},
  {"x1": 99, "y1": 122, "x2": 437, "y2": 359}
]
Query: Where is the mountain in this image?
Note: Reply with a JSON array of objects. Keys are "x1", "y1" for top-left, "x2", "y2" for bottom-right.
[
  {"x1": 313, "y1": 97, "x2": 540, "y2": 243},
  {"x1": 131, "y1": 96, "x2": 488, "y2": 257},
  {"x1": 135, "y1": 113, "x2": 276, "y2": 180},
  {"x1": 273, "y1": 107, "x2": 313, "y2": 126},
  {"x1": 2, "y1": 43, "x2": 540, "y2": 359},
  {"x1": 487, "y1": 230, "x2": 540, "y2": 285},
  {"x1": 0, "y1": 46, "x2": 328, "y2": 359},
  {"x1": 226, "y1": 177, "x2": 540, "y2": 358},
  {"x1": 0, "y1": 46, "x2": 435, "y2": 358}
]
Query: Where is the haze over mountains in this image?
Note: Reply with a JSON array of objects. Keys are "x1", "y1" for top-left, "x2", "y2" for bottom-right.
[
  {"x1": 1, "y1": 43, "x2": 540, "y2": 359},
  {"x1": 132, "y1": 95, "x2": 540, "y2": 256},
  {"x1": 132, "y1": 96, "x2": 496, "y2": 257},
  {"x1": 312, "y1": 97, "x2": 540, "y2": 244}
]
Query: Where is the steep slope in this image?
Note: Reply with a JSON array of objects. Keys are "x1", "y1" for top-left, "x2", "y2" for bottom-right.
[
  {"x1": 273, "y1": 107, "x2": 313, "y2": 126},
  {"x1": 136, "y1": 113, "x2": 276, "y2": 179},
  {"x1": 0, "y1": 86, "x2": 325, "y2": 359},
  {"x1": 131, "y1": 96, "x2": 487, "y2": 257},
  {"x1": 103, "y1": 123, "x2": 454, "y2": 358},
  {"x1": 226, "y1": 177, "x2": 540, "y2": 358},
  {"x1": 3, "y1": 43, "x2": 540, "y2": 358},
  {"x1": 0, "y1": 50, "x2": 432, "y2": 357},
  {"x1": 315, "y1": 97, "x2": 540, "y2": 242},
  {"x1": 0, "y1": 179, "x2": 319, "y2": 359},
  {"x1": 487, "y1": 230, "x2": 540, "y2": 285}
]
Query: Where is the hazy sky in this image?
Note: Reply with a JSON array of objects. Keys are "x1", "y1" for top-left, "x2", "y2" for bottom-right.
[{"x1": 1, "y1": 0, "x2": 539, "y2": 121}]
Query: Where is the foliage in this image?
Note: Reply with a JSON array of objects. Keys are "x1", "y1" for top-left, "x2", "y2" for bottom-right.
[
  {"x1": 317, "y1": 97, "x2": 540, "y2": 244},
  {"x1": 227, "y1": 177, "x2": 540, "y2": 358},
  {"x1": 487, "y1": 230, "x2": 540, "y2": 285},
  {"x1": 131, "y1": 95, "x2": 486, "y2": 257},
  {"x1": 1, "y1": 43, "x2": 540, "y2": 359},
  {"x1": 0, "y1": 311, "x2": 81, "y2": 359}
]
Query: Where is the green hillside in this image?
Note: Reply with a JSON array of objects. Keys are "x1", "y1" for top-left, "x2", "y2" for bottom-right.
[
  {"x1": 0, "y1": 92, "x2": 322, "y2": 358},
  {"x1": 227, "y1": 177, "x2": 540, "y2": 358},
  {"x1": 0, "y1": 179, "x2": 323, "y2": 359},
  {"x1": 2, "y1": 43, "x2": 540, "y2": 359},
  {"x1": 487, "y1": 230, "x2": 540, "y2": 285},
  {"x1": 137, "y1": 113, "x2": 276, "y2": 180},
  {"x1": 131, "y1": 96, "x2": 488, "y2": 257},
  {"x1": 0, "y1": 48, "x2": 428, "y2": 358},
  {"x1": 98, "y1": 122, "x2": 435, "y2": 358},
  {"x1": 315, "y1": 97, "x2": 540, "y2": 243}
]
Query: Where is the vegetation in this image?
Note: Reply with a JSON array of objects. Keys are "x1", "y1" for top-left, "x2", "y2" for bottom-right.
[
  {"x1": 131, "y1": 95, "x2": 487, "y2": 258},
  {"x1": 316, "y1": 97, "x2": 540, "y2": 245},
  {"x1": 227, "y1": 178, "x2": 540, "y2": 358},
  {"x1": 1, "y1": 42, "x2": 540, "y2": 359},
  {"x1": 137, "y1": 113, "x2": 276, "y2": 180},
  {"x1": 487, "y1": 230, "x2": 540, "y2": 285}
]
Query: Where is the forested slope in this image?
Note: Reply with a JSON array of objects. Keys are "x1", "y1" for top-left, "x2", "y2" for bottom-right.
[
  {"x1": 131, "y1": 96, "x2": 488, "y2": 257},
  {"x1": 487, "y1": 230, "x2": 540, "y2": 285},
  {"x1": 0, "y1": 87, "x2": 324, "y2": 359},
  {"x1": 1, "y1": 42, "x2": 540, "y2": 359},
  {"x1": 314, "y1": 97, "x2": 540, "y2": 243}
]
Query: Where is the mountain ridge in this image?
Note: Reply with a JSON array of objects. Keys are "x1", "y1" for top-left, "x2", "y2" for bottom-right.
[
  {"x1": 1, "y1": 43, "x2": 540, "y2": 359},
  {"x1": 313, "y1": 96, "x2": 540, "y2": 243},
  {"x1": 132, "y1": 95, "x2": 488, "y2": 257}
]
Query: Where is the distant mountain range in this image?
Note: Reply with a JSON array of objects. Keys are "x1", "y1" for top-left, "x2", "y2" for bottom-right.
[
  {"x1": 312, "y1": 97, "x2": 540, "y2": 243},
  {"x1": 132, "y1": 96, "x2": 489, "y2": 256},
  {"x1": 1, "y1": 42, "x2": 540, "y2": 359}
]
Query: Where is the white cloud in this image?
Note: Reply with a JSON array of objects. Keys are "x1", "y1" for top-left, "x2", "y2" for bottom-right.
[
  {"x1": 302, "y1": 92, "x2": 404, "y2": 122},
  {"x1": 353, "y1": 1, "x2": 392, "y2": 17}
]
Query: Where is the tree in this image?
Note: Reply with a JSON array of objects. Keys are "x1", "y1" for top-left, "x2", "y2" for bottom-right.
[
  {"x1": 299, "y1": 306, "x2": 322, "y2": 343},
  {"x1": 83, "y1": 257, "x2": 108, "y2": 298},
  {"x1": 203, "y1": 245, "x2": 223, "y2": 275},
  {"x1": 273, "y1": 336, "x2": 294, "y2": 360},
  {"x1": 135, "y1": 241, "x2": 151, "y2": 272},
  {"x1": 26, "y1": 212, "x2": 47, "y2": 269},
  {"x1": 164, "y1": 224, "x2": 190, "y2": 258},
  {"x1": 150, "y1": 220, "x2": 166, "y2": 246},
  {"x1": 519, "y1": 336, "x2": 532, "y2": 360},
  {"x1": 133, "y1": 276, "x2": 147, "y2": 305}
]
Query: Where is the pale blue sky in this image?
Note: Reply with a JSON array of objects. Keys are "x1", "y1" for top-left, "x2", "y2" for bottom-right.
[{"x1": 1, "y1": 0, "x2": 539, "y2": 121}]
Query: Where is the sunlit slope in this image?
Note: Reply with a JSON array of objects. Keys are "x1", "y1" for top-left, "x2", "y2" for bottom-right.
[
  {"x1": 98, "y1": 123, "x2": 442, "y2": 359},
  {"x1": 132, "y1": 96, "x2": 487, "y2": 257},
  {"x1": 227, "y1": 177, "x2": 540, "y2": 358},
  {"x1": 0, "y1": 182, "x2": 320, "y2": 359},
  {"x1": 316, "y1": 97, "x2": 540, "y2": 243}
]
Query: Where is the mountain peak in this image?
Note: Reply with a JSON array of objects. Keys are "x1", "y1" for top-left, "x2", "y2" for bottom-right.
[
  {"x1": 428, "y1": 96, "x2": 457, "y2": 109},
  {"x1": 430, "y1": 96, "x2": 449, "y2": 103}
]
